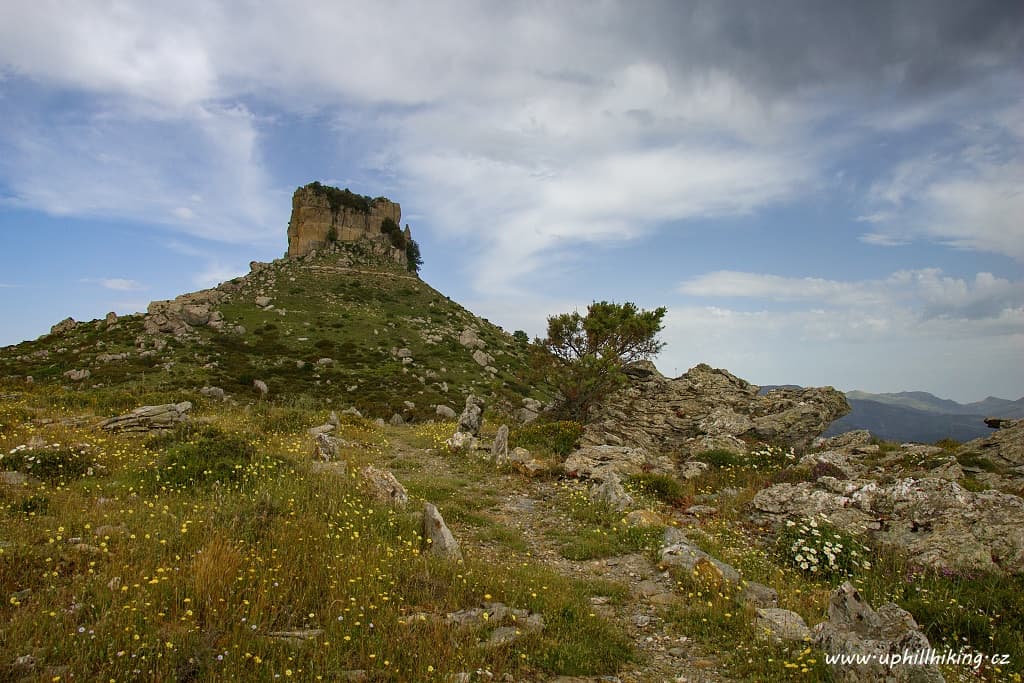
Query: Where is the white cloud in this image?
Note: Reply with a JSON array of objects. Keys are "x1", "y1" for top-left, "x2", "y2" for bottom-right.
[
  {"x1": 80, "y1": 278, "x2": 147, "y2": 291},
  {"x1": 192, "y1": 262, "x2": 247, "y2": 289}
]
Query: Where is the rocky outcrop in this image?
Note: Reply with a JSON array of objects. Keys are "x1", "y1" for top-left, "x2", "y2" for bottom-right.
[
  {"x1": 50, "y1": 317, "x2": 78, "y2": 336},
  {"x1": 581, "y1": 361, "x2": 849, "y2": 455},
  {"x1": 143, "y1": 288, "x2": 227, "y2": 336},
  {"x1": 957, "y1": 418, "x2": 1023, "y2": 473},
  {"x1": 101, "y1": 402, "x2": 192, "y2": 432},
  {"x1": 813, "y1": 582, "x2": 944, "y2": 683},
  {"x1": 286, "y1": 183, "x2": 408, "y2": 263},
  {"x1": 750, "y1": 476, "x2": 1024, "y2": 574},
  {"x1": 564, "y1": 444, "x2": 672, "y2": 481}
]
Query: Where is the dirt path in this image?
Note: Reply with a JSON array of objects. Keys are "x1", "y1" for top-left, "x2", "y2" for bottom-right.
[{"x1": 384, "y1": 440, "x2": 731, "y2": 683}]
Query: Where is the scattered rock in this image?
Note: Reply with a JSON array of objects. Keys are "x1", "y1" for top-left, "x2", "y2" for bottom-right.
[
  {"x1": 755, "y1": 608, "x2": 811, "y2": 643},
  {"x1": 740, "y1": 580, "x2": 779, "y2": 608},
  {"x1": 457, "y1": 395, "x2": 485, "y2": 436},
  {"x1": 564, "y1": 444, "x2": 672, "y2": 481},
  {"x1": 678, "y1": 460, "x2": 710, "y2": 480},
  {"x1": 624, "y1": 510, "x2": 665, "y2": 528},
  {"x1": 445, "y1": 431, "x2": 478, "y2": 451},
  {"x1": 63, "y1": 368, "x2": 90, "y2": 381},
  {"x1": 659, "y1": 529, "x2": 741, "y2": 586},
  {"x1": 459, "y1": 328, "x2": 486, "y2": 349},
  {"x1": 255, "y1": 296, "x2": 273, "y2": 307},
  {"x1": 312, "y1": 433, "x2": 341, "y2": 462},
  {"x1": 253, "y1": 379, "x2": 269, "y2": 397},
  {"x1": 423, "y1": 502, "x2": 462, "y2": 560},
  {"x1": 263, "y1": 629, "x2": 324, "y2": 645},
  {"x1": 813, "y1": 582, "x2": 944, "y2": 683},
  {"x1": 199, "y1": 386, "x2": 226, "y2": 401},
  {"x1": 308, "y1": 423, "x2": 335, "y2": 437},
  {"x1": 435, "y1": 404, "x2": 457, "y2": 420},
  {"x1": 50, "y1": 317, "x2": 77, "y2": 335},
  {"x1": 589, "y1": 473, "x2": 635, "y2": 511},
  {"x1": 491, "y1": 425, "x2": 509, "y2": 464},
  {"x1": 389, "y1": 413, "x2": 405, "y2": 426},
  {"x1": 471, "y1": 349, "x2": 494, "y2": 367},
  {"x1": 2, "y1": 471, "x2": 41, "y2": 487},
  {"x1": 342, "y1": 406, "x2": 363, "y2": 419},
  {"x1": 101, "y1": 402, "x2": 192, "y2": 432},
  {"x1": 360, "y1": 466, "x2": 408, "y2": 508},
  {"x1": 508, "y1": 447, "x2": 545, "y2": 477}
]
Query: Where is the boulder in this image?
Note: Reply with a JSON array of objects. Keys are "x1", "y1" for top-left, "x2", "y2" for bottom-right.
[
  {"x1": 101, "y1": 402, "x2": 192, "y2": 432},
  {"x1": 458, "y1": 328, "x2": 486, "y2": 349},
  {"x1": 50, "y1": 317, "x2": 77, "y2": 335},
  {"x1": 445, "y1": 432, "x2": 478, "y2": 451},
  {"x1": 755, "y1": 608, "x2": 811, "y2": 643},
  {"x1": 255, "y1": 296, "x2": 272, "y2": 308},
  {"x1": 659, "y1": 529, "x2": 741, "y2": 586},
  {"x1": 813, "y1": 582, "x2": 944, "y2": 683},
  {"x1": 200, "y1": 386, "x2": 226, "y2": 401},
  {"x1": 389, "y1": 413, "x2": 405, "y2": 426},
  {"x1": 253, "y1": 379, "x2": 269, "y2": 397},
  {"x1": 423, "y1": 502, "x2": 462, "y2": 560},
  {"x1": 589, "y1": 473, "x2": 634, "y2": 511},
  {"x1": 63, "y1": 369, "x2": 90, "y2": 381},
  {"x1": 456, "y1": 395, "x2": 484, "y2": 436},
  {"x1": 471, "y1": 349, "x2": 494, "y2": 367},
  {"x1": 435, "y1": 405, "x2": 457, "y2": 420},
  {"x1": 312, "y1": 433, "x2": 341, "y2": 462},
  {"x1": 360, "y1": 466, "x2": 408, "y2": 508},
  {"x1": 564, "y1": 444, "x2": 672, "y2": 481},
  {"x1": 508, "y1": 447, "x2": 545, "y2": 477},
  {"x1": 491, "y1": 425, "x2": 509, "y2": 464}
]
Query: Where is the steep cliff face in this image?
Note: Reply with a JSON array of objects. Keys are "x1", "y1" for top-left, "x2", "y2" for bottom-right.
[{"x1": 286, "y1": 183, "x2": 407, "y2": 263}]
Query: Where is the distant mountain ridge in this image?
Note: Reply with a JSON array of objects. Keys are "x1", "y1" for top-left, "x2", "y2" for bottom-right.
[
  {"x1": 759, "y1": 386, "x2": 1024, "y2": 444},
  {"x1": 845, "y1": 390, "x2": 1024, "y2": 419}
]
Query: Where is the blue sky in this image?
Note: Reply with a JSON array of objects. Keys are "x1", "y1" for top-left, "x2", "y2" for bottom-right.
[{"x1": 1, "y1": 1, "x2": 1022, "y2": 402}]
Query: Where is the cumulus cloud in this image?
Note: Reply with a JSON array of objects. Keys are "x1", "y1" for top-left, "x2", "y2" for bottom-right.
[{"x1": 80, "y1": 278, "x2": 148, "y2": 291}]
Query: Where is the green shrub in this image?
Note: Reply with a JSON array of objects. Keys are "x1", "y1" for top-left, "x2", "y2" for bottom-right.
[
  {"x1": 510, "y1": 421, "x2": 583, "y2": 457},
  {"x1": 512, "y1": 330, "x2": 530, "y2": 345},
  {"x1": 626, "y1": 473, "x2": 689, "y2": 507},
  {"x1": 150, "y1": 427, "x2": 262, "y2": 489},
  {"x1": 305, "y1": 182, "x2": 372, "y2": 213},
  {"x1": 693, "y1": 449, "x2": 743, "y2": 468},
  {"x1": 0, "y1": 446, "x2": 94, "y2": 484}
]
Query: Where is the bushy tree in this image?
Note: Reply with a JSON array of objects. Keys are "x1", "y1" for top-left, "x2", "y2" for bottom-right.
[
  {"x1": 531, "y1": 301, "x2": 666, "y2": 422},
  {"x1": 405, "y1": 239, "x2": 423, "y2": 273}
]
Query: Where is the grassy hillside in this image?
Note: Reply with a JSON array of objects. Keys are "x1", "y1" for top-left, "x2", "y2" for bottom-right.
[{"x1": 0, "y1": 246, "x2": 534, "y2": 420}]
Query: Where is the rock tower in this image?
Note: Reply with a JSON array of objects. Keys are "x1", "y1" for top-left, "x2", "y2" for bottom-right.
[{"x1": 286, "y1": 182, "x2": 410, "y2": 265}]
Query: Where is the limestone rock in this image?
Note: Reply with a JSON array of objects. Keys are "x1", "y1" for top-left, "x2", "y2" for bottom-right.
[
  {"x1": 750, "y1": 477, "x2": 1024, "y2": 574},
  {"x1": 581, "y1": 361, "x2": 849, "y2": 454},
  {"x1": 659, "y1": 529, "x2": 741, "y2": 585},
  {"x1": 389, "y1": 413, "x2": 405, "y2": 426},
  {"x1": 957, "y1": 418, "x2": 1023, "y2": 472},
  {"x1": 491, "y1": 425, "x2": 509, "y2": 464},
  {"x1": 445, "y1": 431, "x2": 478, "y2": 451},
  {"x1": 508, "y1": 447, "x2": 545, "y2": 476},
  {"x1": 101, "y1": 402, "x2": 192, "y2": 432},
  {"x1": 589, "y1": 473, "x2": 634, "y2": 511},
  {"x1": 286, "y1": 183, "x2": 408, "y2": 265},
  {"x1": 435, "y1": 405, "x2": 457, "y2": 420},
  {"x1": 253, "y1": 379, "x2": 269, "y2": 397},
  {"x1": 564, "y1": 444, "x2": 672, "y2": 481},
  {"x1": 423, "y1": 502, "x2": 462, "y2": 560},
  {"x1": 813, "y1": 582, "x2": 944, "y2": 683},
  {"x1": 63, "y1": 369, "x2": 90, "y2": 381},
  {"x1": 457, "y1": 395, "x2": 484, "y2": 436},
  {"x1": 50, "y1": 317, "x2": 77, "y2": 335},
  {"x1": 200, "y1": 386, "x2": 226, "y2": 401},
  {"x1": 755, "y1": 608, "x2": 811, "y2": 643},
  {"x1": 312, "y1": 433, "x2": 341, "y2": 462},
  {"x1": 360, "y1": 466, "x2": 408, "y2": 508},
  {"x1": 459, "y1": 328, "x2": 486, "y2": 349},
  {"x1": 471, "y1": 349, "x2": 494, "y2": 367},
  {"x1": 255, "y1": 296, "x2": 272, "y2": 308}
]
